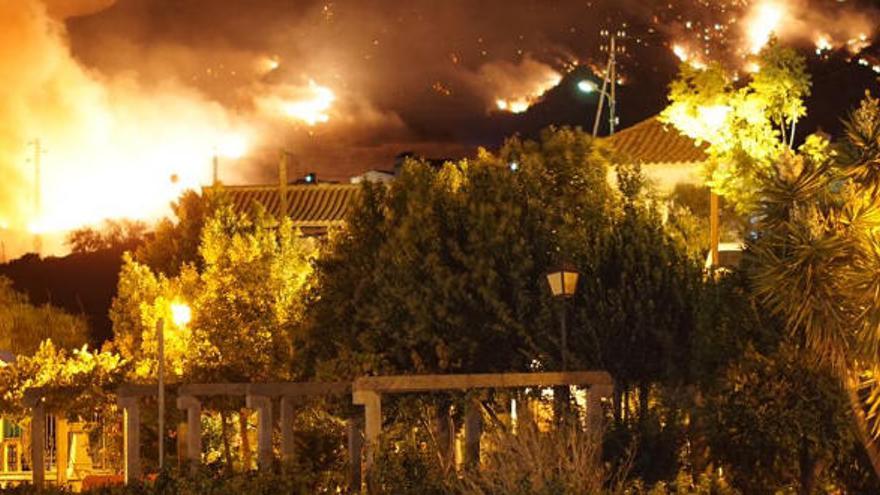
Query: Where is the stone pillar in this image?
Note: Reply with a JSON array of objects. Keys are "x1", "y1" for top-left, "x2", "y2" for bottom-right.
[
  {"x1": 246, "y1": 394, "x2": 273, "y2": 470},
  {"x1": 352, "y1": 390, "x2": 381, "y2": 473},
  {"x1": 176, "y1": 396, "x2": 202, "y2": 469},
  {"x1": 176, "y1": 422, "x2": 187, "y2": 469},
  {"x1": 55, "y1": 418, "x2": 69, "y2": 484},
  {"x1": 119, "y1": 397, "x2": 141, "y2": 484},
  {"x1": 346, "y1": 415, "x2": 363, "y2": 490},
  {"x1": 463, "y1": 400, "x2": 482, "y2": 468},
  {"x1": 279, "y1": 397, "x2": 296, "y2": 463},
  {"x1": 30, "y1": 402, "x2": 45, "y2": 487}
]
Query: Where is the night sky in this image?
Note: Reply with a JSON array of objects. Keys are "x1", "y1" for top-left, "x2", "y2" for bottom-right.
[{"x1": 52, "y1": 0, "x2": 880, "y2": 181}]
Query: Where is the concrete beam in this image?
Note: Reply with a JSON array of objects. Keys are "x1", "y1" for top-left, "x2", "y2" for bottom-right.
[
  {"x1": 279, "y1": 397, "x2": 296, "y2": 462},
  {"x1": 463, "y1": 399, "x2": 482, "y2": 468},
  {"x1": 176, "y1": 395, "x2": 202, "y2": 469},
  {"x1": 352, "y1": 390, "x2": 381, "y2": 474},
  {"x1": 248, "y1": 382, "x2": 349, "y2": 397},
  {"x1": 246, "y1": 394, "x2": 273, "y2": 470},
  {"x1": 347, "y1": 415, "x2": 363, "y2": 490},
  {"x1": 118, "y1": 396, "x2": 141, "y2": 484},
  {"x1": 55, "y1": 418, "x2": 69, "y2": 484},
  {"x1": 353, "y1": 371, "x2": 613, "y2": 394},
  {"x1": 30, "y1": 401, "x2": 45, "y2": 487}
]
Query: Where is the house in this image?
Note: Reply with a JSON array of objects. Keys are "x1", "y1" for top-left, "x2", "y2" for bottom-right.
[
  {"x1": 604, "y1": 116, "x2": 707, "y2": 194},
  {"x1": 206, "y1": 182, "x2": 360, "y2": 236},
  {"x1": 605, "y1": 116, "x2": 741, "y2": 268}
]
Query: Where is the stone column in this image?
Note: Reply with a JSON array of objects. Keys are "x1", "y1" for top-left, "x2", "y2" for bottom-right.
[
  {"x1": 55, "y1": 418, "x2": 69, "y2": 484},
  {"x1": 463, "y1": 399, "x2": 482, "y2": 468},
  {"x1": 118, "y1": 397, "x2": 141, "y2": 484},
  {"x1": 279, "y1": 397, "x2": 296, "y2": 463},
  {"x1": 176, "y1": 396, "x2": 202, "y2": 469},
  {"x1": 30, "y1": 402, "x2": 45, "y2": 487},
  {"x1": 352, "y1": 390, "x2": 381, "y2": 473},
  {"x1": 346, "y1": 415, "x2": 363, "y2": 490},
  {"x1": 246, "y1": 394, "x2": 273, "y2": 470}
]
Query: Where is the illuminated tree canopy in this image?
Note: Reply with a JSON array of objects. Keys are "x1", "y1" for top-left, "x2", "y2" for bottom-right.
[
  {"x1": 111, "y1": 204, "x2": 317, "y2": 383},
  {"x1": 661, "y1": 42, "x2": 811, "y2": 213}
]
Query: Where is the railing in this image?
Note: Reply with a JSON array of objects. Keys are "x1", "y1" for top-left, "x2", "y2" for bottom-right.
[{"x1": 21, "y1": 371, "x2": 614, "y2": 492}]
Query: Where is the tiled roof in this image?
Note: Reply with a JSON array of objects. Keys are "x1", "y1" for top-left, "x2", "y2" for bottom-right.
[
  {"x1": 0, "y1": 350, "x2": 14, "y2": 364},
  {"x1": 209, "y1": 184, "x2": 360, "y2": 230},
  {"x1": 607, "y1": 117, "x2": 708, "y2": 164}
]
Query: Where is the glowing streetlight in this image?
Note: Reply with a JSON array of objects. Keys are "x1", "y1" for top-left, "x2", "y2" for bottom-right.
[
  {"x1": 170, "y1": 302, "x2": 192, "y2": 327},
  {"x1": 157, "y1": 300, "x2": 191, "y2": 470},
  {"x1": 577, "y1": 79, "x2": 615, "y2": 137},
  {"x1": 546, "y1": 262, "x2": 579, "y2": 372},
  {"x1": 577, "y1": 80, "x2": 598, "y2": 94}
]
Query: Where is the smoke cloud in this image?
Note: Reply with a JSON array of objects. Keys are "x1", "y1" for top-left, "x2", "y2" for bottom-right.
[
  {"x1": 1, "y1": 0, "x2": 878, "y2": 259},
  {"x1": 0, "y1": 0, "x2": 255, "y2": 256}
]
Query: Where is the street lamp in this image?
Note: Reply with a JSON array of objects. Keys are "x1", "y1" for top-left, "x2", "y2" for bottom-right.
[
  {"x1": 577, "y1": 80, "x2": 600, "y2": 95},
  {"x1": 577, "y1": 78, "x2": 616, "y2": 137},
  {"x1": 545, "y1": 263, "x2": 579, "y2": 371},
  {"x1": 157, "y1": 301, "x2": 191, "y2": 470}
]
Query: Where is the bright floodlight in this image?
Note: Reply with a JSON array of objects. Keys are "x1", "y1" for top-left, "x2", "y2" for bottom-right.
[
  {"x1": 170, "y1": 302, "x2": 192, "y2": 327},
  {"x1": 577, "y1": 80, "x2": 598, "y2": 94}
]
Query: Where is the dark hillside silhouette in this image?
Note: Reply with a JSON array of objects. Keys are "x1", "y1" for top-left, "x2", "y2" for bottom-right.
[{"x1": 0, "y1": 248, "x2": 126, "y2": 346}]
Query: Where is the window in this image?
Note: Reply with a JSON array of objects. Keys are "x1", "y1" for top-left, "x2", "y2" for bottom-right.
[{"x1": 2, "y1": 421, "x2": 22, "y2": 439}]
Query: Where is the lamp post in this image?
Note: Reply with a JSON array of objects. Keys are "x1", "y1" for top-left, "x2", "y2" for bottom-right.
[
  {"x1": 157, "y1": 301, "x2": 191, "y2": 470},
  {"x1": 577, "y1": 79, "x2": 615, "y2": 138},
  {"x1": 545, "y1": 263, "x2": 580, "y2": 371}
]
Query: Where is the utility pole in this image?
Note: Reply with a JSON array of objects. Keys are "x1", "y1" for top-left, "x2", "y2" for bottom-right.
[
  {"x1": 30, "y1": 139, "x2": 43, "y2": 255},
  {"x1": 592, "y1": 28, "x2": 626, "y2": 137},
  {"x1": 157, "y1": 318, "x2": 165, "y2": 470},
  {"x1": 278, "y1": 151, "x2": 289, "y2": 217}
]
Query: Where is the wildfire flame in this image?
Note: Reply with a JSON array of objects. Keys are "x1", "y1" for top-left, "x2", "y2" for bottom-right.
[
  {"x1": 259, "y1": 55, "x2": 281, "y2": 73},
  {"x1": 815, "y1": 35, "x2": 833, "y2": 55},
  {"x1": 495, "y1": 98, "x2": 531, "y2": 114},
  {"x1": 0, "y1": 0, "x2": 258, "y2": 255},
  {"x1": 745, "y1": 1, "x2": 785, "y2": 54},
  {"x1": 493, "y1": 72, "x2": 562, "y2": 114},
  {"x1": 259, "y1": 80, "x2": 336, "y2": 126},
  {"x1": 672, "y1": 43, "x2": 707, "y2": 70}
]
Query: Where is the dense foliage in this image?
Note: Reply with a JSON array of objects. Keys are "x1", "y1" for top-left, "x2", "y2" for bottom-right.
[
  {"x1": 111, "y1": 205, "x2": 316, "y2": 383},
  {"x1": 4, "y1": 84, "x2": 880, "y2": 493},
  {"x1": 661, "y1": 42, "x2": 810, "y2": 213},
  {"x1": 0, "y1": 277, "x2": 89, "y2": 355},
  {"x1": 748, "y1": 92, "x2": 880, "y2": 476}
]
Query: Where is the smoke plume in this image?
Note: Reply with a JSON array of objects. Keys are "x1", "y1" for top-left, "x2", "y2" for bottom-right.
[{"x1": 0, "y1": 0, "x2": 254, "y2": 256}]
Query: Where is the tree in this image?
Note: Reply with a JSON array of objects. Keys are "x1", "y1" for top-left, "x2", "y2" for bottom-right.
[
  {"x1": 66, "y1": 219, "x2": 149, "y2": 254},
  {"x1": 302, "y1": 127, "x2": 619, "y2": 380},
  {"x1": 111, "y1": 205, "x2": 317, "y2": 383},
  {"x1": 0, "y1": 276, "x2": 89, "y2": 355},
  {"x1": 185, "y1": 207, "x2": 317, "y2": 383},
  {"x1": 661, "y1": 42, "x2": 811, "y2": 213},
  {"x1": 134, "y1": 189, "x2": 228, "y2": 276},
  {"x1": 112, "y1": 204, "x2": 317, "y2": 469},
  {"x1": 749, "y1": 93, "x2": 880, "y2": 475},
  {"x1": 580, "y1": 164, "x2": 703, "y2": 421},
  {"x1": 704, "y1": 345, "x2": 855, "y2": 494},
  {"x1": 0, "y1": 339, "x2": 127, "y2": 472}
]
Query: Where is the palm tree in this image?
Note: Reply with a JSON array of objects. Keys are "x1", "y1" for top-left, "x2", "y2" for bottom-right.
[{"x1": 749, "y1": 93, "x2": 880, "y2": 475}]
